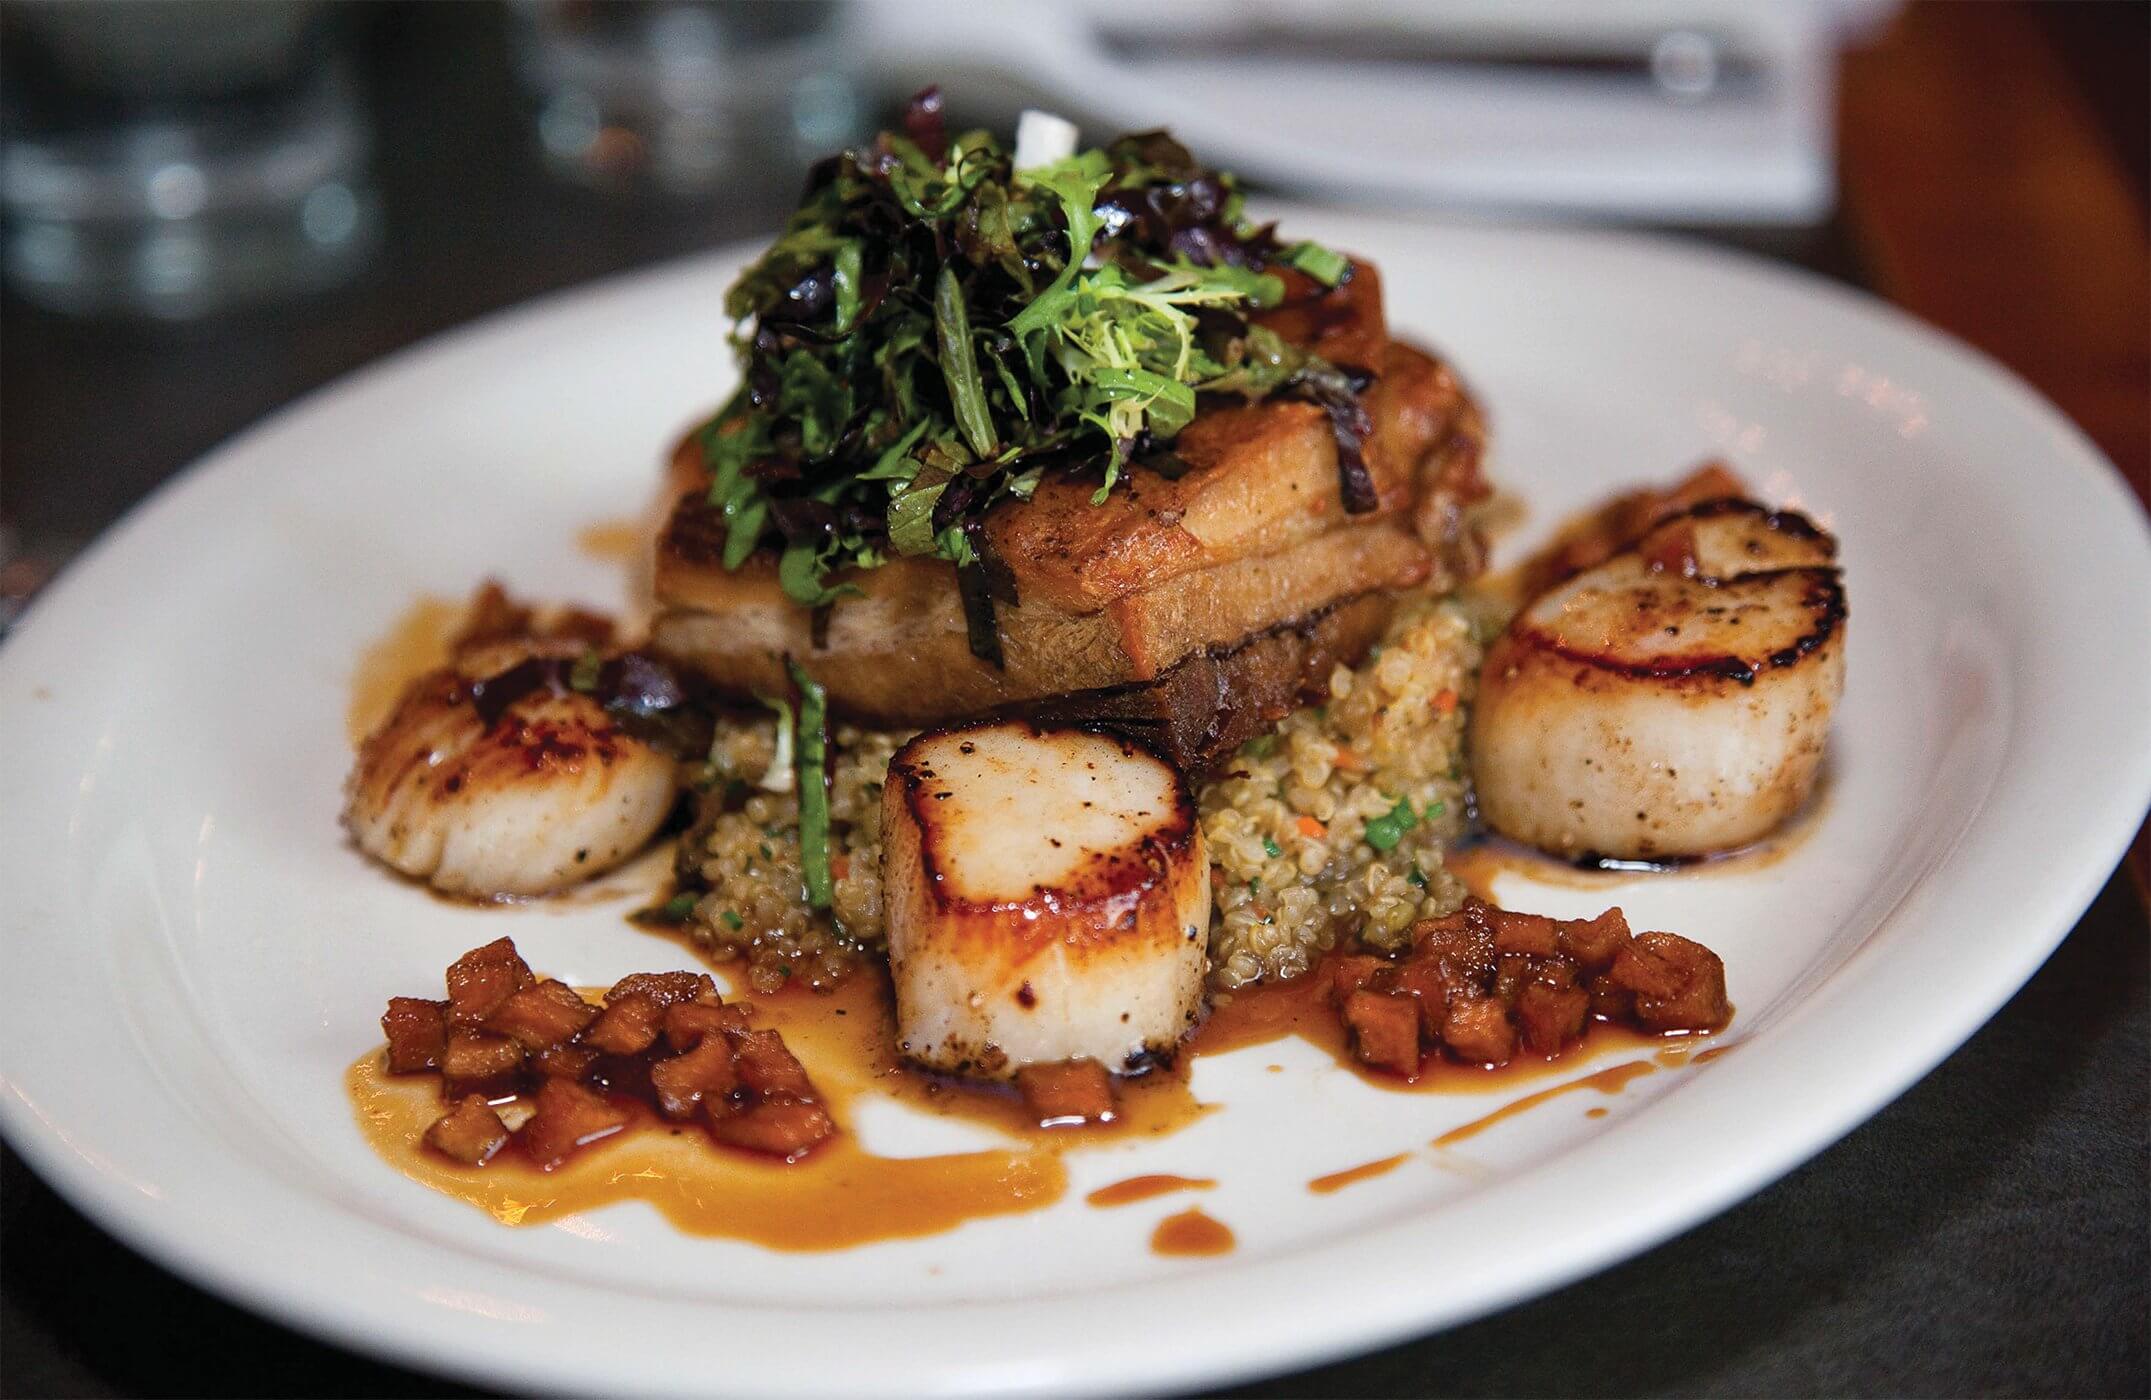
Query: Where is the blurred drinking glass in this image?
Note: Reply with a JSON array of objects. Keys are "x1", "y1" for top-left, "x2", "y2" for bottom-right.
[
  {"x1": 0, "y1": 0, "x2": 376, "y2": 319},
  {"x1": 509, "y1": 0, "x2": 862, "y2": 197}
]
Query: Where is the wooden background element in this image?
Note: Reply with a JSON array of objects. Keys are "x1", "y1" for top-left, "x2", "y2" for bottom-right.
[
  {"x1": 1841, "y1": 1, "x2": 2151, "y2": 898},
  {"x1": 1840, "y1": 1, "x2": 2150, "y2": 507}
]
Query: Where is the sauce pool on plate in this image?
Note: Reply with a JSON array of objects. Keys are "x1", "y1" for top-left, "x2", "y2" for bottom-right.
[
  {"x1": 346, "y1": 594, "x2": 461, "y2": 743},
  {"x1": 1151, "y1": 1207, "x2": 1235, "y2": 1257},
  {"x1": 348, "y1": 1054, "x2": 1063, "y2": 1250},
  {"x1": 350, "y1": 939, "x2": 1720, "y2": 1249}
]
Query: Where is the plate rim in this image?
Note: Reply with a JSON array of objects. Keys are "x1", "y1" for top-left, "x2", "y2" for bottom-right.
[{"x1": 3, "y1": 215, "x2": 2147, "y2": 1399}]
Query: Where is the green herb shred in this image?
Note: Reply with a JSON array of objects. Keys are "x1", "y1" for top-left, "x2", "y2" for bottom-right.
[{"x1": 788, "y1": 658, "x2": 835, "y2": 908}]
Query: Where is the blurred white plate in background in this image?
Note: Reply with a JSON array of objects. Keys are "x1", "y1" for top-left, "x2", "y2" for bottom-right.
[{"x1": 864, "y1": 0, "x2": 1903, "y2": 222}]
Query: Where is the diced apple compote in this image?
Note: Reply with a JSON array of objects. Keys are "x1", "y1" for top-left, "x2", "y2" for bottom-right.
[{"x1": 379, "y1": 937, "x2": 835, "y2": 1173}]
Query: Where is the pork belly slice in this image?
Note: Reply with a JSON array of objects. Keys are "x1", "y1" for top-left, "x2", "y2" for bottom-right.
[{"x1": 654, "y1": 509, "x2": 1424, "y2": 718}]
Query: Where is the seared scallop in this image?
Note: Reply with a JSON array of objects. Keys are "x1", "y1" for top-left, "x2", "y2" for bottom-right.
[
  {"x1": 880, "y1": 721, "x2": 1210, "y2": 1078},
  {"x1": 1471, "y1": 498, "x2": 1846, "y2": 860},
  {"x1": 345, "y1": 644, "x2": 681, "y2": 898}
]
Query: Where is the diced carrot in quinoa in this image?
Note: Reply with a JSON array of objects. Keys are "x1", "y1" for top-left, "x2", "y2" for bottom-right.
[
  {"x1": 444, "y1": 937, "x2": 533, "y2": 1025},
  {"x1": 1555, "y1": 907, "x2": 1631, "y2": 973},
  {"x1": 582, "y1": 991, "x2": 665, "y2": 1056},
  {"x1": 1343, "y1": 990, "x2": 1421, "y2": 1076},
  {"x1": 710, "y1": 1094, "x2": 834, "y2": 1160},
  {"x1": 1439, "y1": 996, "x2": 1517, "y2": 1066},
  {"x1": 1296, "y1": 815, "x2": 1327, "y2": 839},
  {"x1": 606, "y1": 970, "x2": 717, "y2": 1008},
  {"x1": 1434, "y1": 688, "x2": 1459, "y2": 714},
  {"x1": 664, "y1": 1000, "x2": 751, "y2": 1052},
  {"x1": 381, "y1": 996, "x2": 448, "y2": 1073},
  {"x1": 1015, "y1": 1059, "x2": 1118, "y2": 1126},
  {"x1": 1516, "y1": 972, "x2": 1591, "y2": 1056},
  {"x1": 731, "y1": 1030, "x2": 814, "y2": 1099},
  {"x1": 485, "y1": 981, "x2": 598, "y2": 1050},
  {"x1": 533, "y1": 1043, "x2": 599, "y2": 1080},
  {"x1": 649, "y1": 1036, "x2": 740, "y2": 1119},
  {"x1": 518, "y1": 1078, "x2": 629, "y2": 1170},
  {"x1": 441, "y1": 1029, "x2": 523, "y2": 1088},
  {"x1": 1610, "y1": 933, "x2": 1730, "y2": 1031},
  {"x1": 424, "y1": 1094, "x2": 509, "y2": 1165}
]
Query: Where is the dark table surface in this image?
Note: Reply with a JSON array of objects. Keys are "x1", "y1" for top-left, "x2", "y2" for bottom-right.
[{"x1": 3, "y1": 4, "x2": 2146, "y2": 1397}]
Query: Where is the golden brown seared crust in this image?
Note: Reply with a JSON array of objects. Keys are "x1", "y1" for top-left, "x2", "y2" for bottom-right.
[{"x1": 884, "y1": 723, "x2": 1199, "y2": 943}]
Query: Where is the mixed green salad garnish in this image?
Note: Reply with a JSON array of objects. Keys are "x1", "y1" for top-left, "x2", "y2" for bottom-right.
[{"x1": 702, "y1": 90, "x2": 1370, "y2": 650}]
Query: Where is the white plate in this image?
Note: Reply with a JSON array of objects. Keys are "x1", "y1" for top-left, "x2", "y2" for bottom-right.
[{"x1": 2, "y1": 216, "x2": 2146, "y2": 1399}]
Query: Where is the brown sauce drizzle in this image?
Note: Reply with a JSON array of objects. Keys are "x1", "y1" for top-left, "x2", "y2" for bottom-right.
[
  {"x1": 1151, "y1": 1207, "x2": 1235, "y2": 1257},
  {"x1": 1431, "y1": 1059, "x2": 1657, "y2": 1148},
  {"x1": 346, "y1": 594, "x2": 462, "y2": 742},
  {"x1": 351, "y1": 930, "x2": 1718, "y2": 1247},
  {"x1": 348, "y1": 1056, "x2": 1061, "y2": 1249},
  {"x1": 1307, "y1": 1153, "x2": 1408, "y2": 1195},
  {"x1": 1087, "y1": 1174, "x2": 1216, "y2": 1208},
  {"x1": 349, "y1": 968, "x2": 1205, "y2": 1250}
]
